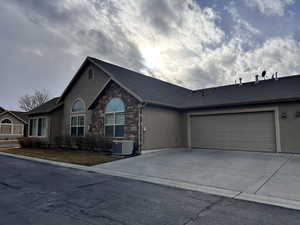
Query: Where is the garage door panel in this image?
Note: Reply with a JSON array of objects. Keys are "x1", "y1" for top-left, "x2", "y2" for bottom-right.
[{"x1": 190, "y1": 112, "x2": 276, "y2": 152}]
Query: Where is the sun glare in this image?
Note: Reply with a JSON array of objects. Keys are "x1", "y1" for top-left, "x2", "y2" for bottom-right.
[{"x1": 142, "y1": 47, "x2": 162, "y2": 69}]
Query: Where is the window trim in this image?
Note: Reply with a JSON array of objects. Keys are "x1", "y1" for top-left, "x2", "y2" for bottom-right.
[
  {"x1": 104, "y1": 98, "x2": 125, "y2": 138},
  {"x1": 1, "y1": 118, "x2": 12, "y2": 124},
  {"x1": 71, "y1": 98, "x2": 86, "y2": 114},
  {"x1": 70, "y1": 98, "x2": 86, "y2": 137},
  {"x1": 104, "y1": 112, "x2": 125, "y2": 138},
  {"x1": 70, "y1": 114, "x2": 86, "y2": 137},
  {"x1": 28, "y1": 117, "x2": 48, "y2": 138}
]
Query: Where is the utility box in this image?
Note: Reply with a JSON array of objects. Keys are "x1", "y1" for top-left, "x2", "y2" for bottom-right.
[{"x1": 112, "y1": 140, "x2": 134, "y2": 156}]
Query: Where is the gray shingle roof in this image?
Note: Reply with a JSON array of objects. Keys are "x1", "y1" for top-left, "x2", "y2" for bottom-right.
[
  {"x1": 90, "y1": 57, "x2": 191, "y2": 107},
  {"x1": 10, "y1": 111, "x2": 29, "y2": 123},
  {"x1": 33, "y1": 57, "x2": 300, "y2": 114},
  {"x1": 27, "y1": 97, "x2": 61, "y2": 115},
  {"x1": 0, "y1": 110, "x2": 28, "y2": 124},
  {"x1": 90, "y1": 57, "x2": 300, "y2": 109},
  {"x1": 185, "y1": 75, "x2": 300, "y2": 109}
]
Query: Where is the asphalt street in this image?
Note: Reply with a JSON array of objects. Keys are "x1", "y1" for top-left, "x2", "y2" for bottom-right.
[{"x1": 0, "y1": 155, "x2": 299, "y2": 225}]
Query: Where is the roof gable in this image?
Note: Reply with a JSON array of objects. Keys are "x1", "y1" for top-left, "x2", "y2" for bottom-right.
[
  {"x1": 0, "y1": 110, "x2": 28, "y2": 124},
  {"x1": 54, "y1": 56, "x2": 300, "y2": 110},
  {"x1": 89, "y1": 57, "x2": 192, "y2": 108},
  {"x1": 86, "y1": 57, "x2": 300, "y2": 109},
  {"x1": 89, "y1": 79, "x2": 142, "y2": 109}
]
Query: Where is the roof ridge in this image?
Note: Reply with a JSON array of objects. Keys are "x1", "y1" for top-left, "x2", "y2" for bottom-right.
[{"x1": 88, "y1": 56, "x2": 192, "y2": 92}]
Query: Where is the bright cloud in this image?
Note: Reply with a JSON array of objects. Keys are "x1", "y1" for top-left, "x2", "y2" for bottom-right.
[{"x1": 1, "y1": 0, "x2": 300, "y2": 109}]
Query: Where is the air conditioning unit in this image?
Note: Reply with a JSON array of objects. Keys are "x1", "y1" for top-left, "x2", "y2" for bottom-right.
[{"x1": 112, "y1": 140, "x2": 134, "y2": 156}]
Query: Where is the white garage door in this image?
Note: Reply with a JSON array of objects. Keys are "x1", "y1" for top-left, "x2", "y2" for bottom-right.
[{"x1": 190, "y1": 111, "x2": 276, "y2": 152}]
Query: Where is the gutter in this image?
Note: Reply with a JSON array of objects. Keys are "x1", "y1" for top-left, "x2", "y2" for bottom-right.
[{"x1": 182, "y1": 97, "x2": 300, "y2": 111}]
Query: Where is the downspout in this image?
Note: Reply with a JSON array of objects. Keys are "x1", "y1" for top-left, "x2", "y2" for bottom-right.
[{"x1": 138, "y1": 103, "x2": 146, "y2": 155}]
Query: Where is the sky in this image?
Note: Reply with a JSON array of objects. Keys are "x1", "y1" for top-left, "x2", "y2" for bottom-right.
[{"x1": 1, "y1": 0, "x2": 300, "y2": 110}]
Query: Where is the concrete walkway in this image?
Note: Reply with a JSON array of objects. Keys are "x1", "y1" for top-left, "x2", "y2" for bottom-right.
[{"x1": 93, "y1": 148, "x2": 300, "y2": 207}]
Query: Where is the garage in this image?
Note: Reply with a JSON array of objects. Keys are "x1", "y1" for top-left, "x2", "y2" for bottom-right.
[{"x1": 190, "y1": 111, "x2": 276, "y2": 152}]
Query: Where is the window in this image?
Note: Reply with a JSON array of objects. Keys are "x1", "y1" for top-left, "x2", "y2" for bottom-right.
[
  {"x1": 1, "y1": 119, "x2": 12, "y2": 124},
  {"x1": 105, "y1": 98, "x2": 125, "y2": 137},
  {"x1": 71, "y1": 115, "x2": 85, "y2": 136},
  {"x1": 70, "y1": 99, "x2": 85, "y2": 137},
  {"x1": 29, "y1": 118, "x2": 47, "y2": 137},
  {"x1": 88, "y1": 68, "x2": 94, "y2": 80},
  {"x1": 0, "y1": 118, "x2": 12, "y2": 135},
  {"x1": 72, "y1": 99, "x2": 85, "y2": 113}
]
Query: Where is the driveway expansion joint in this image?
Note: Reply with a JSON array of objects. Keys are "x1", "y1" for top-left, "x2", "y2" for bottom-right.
[{"x1": 254, "y1": 154, "x2": 294, "y2": 194}]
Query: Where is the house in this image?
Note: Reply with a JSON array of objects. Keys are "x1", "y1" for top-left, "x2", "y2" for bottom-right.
[
  {"x1": 26, "y1": 57, "x2": 300, "y2": 153},
  {"x1": 0, "y1": 107, "x2": 28, "y2": 140}
]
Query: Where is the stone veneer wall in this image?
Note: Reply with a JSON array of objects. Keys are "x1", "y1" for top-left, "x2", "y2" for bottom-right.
[{"x1": 90, "y1": 81, "x2": 141, "y2": 146}]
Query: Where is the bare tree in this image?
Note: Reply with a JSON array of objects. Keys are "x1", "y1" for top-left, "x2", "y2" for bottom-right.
[{"x1": 19, "y1": 89, "x2": 50, "y2": 112}]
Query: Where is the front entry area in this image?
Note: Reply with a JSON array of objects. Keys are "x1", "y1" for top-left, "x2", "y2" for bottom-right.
[{"x1": 190, "y1": 111, "x2": 276, "y2": 152}]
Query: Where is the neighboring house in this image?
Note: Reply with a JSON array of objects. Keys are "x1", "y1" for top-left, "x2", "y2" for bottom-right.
[
  {"x1": 27, "y1": 57, "x2": 300, "y2": 153},
  {"x1": 0, "y1": 107, "x2": 28, "y2": 140}
]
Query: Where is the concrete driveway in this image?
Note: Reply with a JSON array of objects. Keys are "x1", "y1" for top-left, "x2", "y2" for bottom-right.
[
  {"x1": 2, "y1": 155, "x2": 300, "y2": 225},
  {"x1": 94, "y1": 148, "x2": 300, "y2": 202}
]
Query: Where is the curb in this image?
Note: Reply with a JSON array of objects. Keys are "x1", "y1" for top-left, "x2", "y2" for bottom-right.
[{"x1": 1, "y1": 152, "x2": 300, "y2": 211}]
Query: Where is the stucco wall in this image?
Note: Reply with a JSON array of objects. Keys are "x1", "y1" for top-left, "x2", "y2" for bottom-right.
[
  {"x1": 62, "y1": 63, "x2": 109, "y2": 136},
  {"x1": 142, "y1": 105, "x2": 185, "y2": 150},
  {"x1": 278, "y1": 102, "x2": 300, "y2": 153},
  {"x1": 183, "y1": 102, "x2": 300, "y2": 153},
  {"x1": 49, "y1": 107, "x2": 63, "y2": 143}
]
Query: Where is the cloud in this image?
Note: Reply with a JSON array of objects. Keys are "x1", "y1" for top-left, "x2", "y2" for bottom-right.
[
  {"x1": 0, "y1": 0, "x2": 300, "y2": 109},
  {"x1": 244, "y1": 0, "x2": 296, "y2": 16}
]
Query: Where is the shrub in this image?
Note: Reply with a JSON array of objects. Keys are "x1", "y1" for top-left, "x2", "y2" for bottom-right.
[
  {"x1": 18, "y1": 137, "x2": 42, "y2": 148},
  {"x1": 50, "y1": 135, "x2": 113, "y2": 152},
  {"x1": 18, "y1": 135, "x2": 114, "y2": 152}
]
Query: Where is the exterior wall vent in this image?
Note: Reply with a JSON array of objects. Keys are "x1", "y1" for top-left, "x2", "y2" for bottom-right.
[{"x1": 281, "y1": 112, "x2": 288, "y2": 119}]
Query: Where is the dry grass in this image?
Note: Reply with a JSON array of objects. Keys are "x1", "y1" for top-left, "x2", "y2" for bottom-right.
[{"x1": 0, "y1": 148, "x2": 120, "y2": 166}]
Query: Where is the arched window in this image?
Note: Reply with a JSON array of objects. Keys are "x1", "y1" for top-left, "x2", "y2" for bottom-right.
[
  {"x1": 1, "y1": 119, "x2": 12, "y2": 124},
  {"x1": 70, "y1": 99, "x2": 85, "y2": 137},
  {"x1": 72, "y1": 99, "x2": 85, "y2": 113},
  {"x1": 105, "y1": 98, "x2": 125, "y2": 137},
  {"x1": 0, "y1": 118, "x2": 12, "y2": 135}
]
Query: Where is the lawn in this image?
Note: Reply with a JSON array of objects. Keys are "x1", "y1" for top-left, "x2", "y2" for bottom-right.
[{"x1": 0, "y1": 148, "x2": 120, "y2": 166}]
